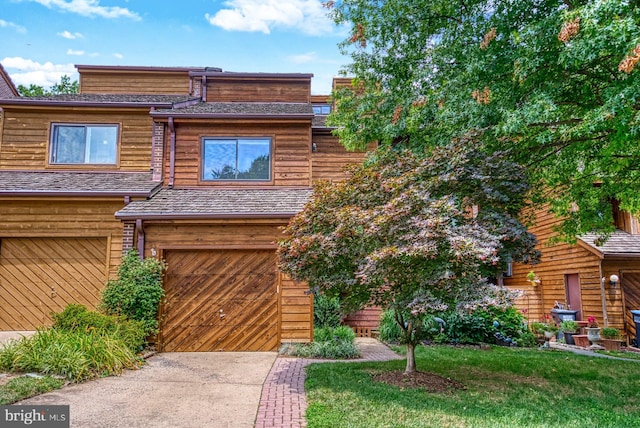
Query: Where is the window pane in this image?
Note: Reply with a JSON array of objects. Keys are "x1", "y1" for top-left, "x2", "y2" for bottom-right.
[
  {"x1": 53, "y1": 126, "x2": 85, "y2": 164},
  {"x1": 237, "y1": 139, "x2": 270, "y2": 180},
  {"x1": 86, "y1": 126, "x2": 118, "y2": 164},
  {"x1": 203, "y1": 139, "x2": 237, "y2": 180}
]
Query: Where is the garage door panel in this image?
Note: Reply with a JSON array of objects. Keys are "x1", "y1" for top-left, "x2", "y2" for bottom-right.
[
  {"x1": 0, "y1": 238, "x2": 107, "y2": 330},
  {"x1": 161, "y1": 249, "x2": 279, "y2": 352}
]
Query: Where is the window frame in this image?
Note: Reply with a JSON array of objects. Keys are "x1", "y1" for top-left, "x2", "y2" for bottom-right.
[
  {"x1": 312, "y1": 104, "x2": 331, "y2": 115},
  {"x1": 200, "y1": 136, "x2": 273, "y2": 182},
  {"x1": 49, "y1": 123, "x2": 120, "y2": 166}
]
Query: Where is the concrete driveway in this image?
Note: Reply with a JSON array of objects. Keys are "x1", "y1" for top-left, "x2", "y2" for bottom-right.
[{"x1": 19, "y1": 352, "x2": 277, "y2": 428}]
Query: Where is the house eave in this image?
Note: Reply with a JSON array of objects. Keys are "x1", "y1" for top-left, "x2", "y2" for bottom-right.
[
  {"x1": 115, "y1": 212, "x2": 298, "y2": 221},
  {"x1": 0, "y1": 99, "x2": 176, "y2": 109},
  {"x1": 150, "y1": 112, "x2": 314, "y2": 120},
  {"x1": 0, "y1": 190, "x2": 156, "y2": 197}
]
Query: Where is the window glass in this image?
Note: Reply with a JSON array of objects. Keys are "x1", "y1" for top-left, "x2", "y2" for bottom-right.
[
  {"x1": 203, "y1": 138, "x2": 271, "y2": 181},
  {"x1": 51, "y1": 124, "x2": 118, "y2": 165},
  {"x1": 312, "y1": 104, "x2": 331, "y2": 115}
]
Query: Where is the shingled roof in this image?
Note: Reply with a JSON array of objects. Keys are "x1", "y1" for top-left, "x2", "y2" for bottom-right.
[
  {"x1": 0, "y1": 94, "x2": 200, "y2": 108},
  {"x1": 0, "y1": 171, "x2": 160, "y2": 196},
  {"x1": 151, "y1": 102, "x2": 314, "y2": 118},
  {"x1": 115, "y1": 188, "x2": 313, "y2": 220},
  {"x1": 578, "y1": 230, "x2": 640, "y2": 258}
]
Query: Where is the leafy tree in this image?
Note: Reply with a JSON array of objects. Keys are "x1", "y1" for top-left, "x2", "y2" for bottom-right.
[
  {"x1": 18, "y1": 75, "x2": 78, "y2": 96},
  {"x1": 327, "y1": 0, "x2": 640, "y2": 239},
  {"x1": 278, "y1": 142, "x2": 539, "y2": 373}
]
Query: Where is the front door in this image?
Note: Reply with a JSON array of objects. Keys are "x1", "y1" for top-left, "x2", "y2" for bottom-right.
[{"x1": 565, "y1": 274, "x2": 583, "y2": 320}]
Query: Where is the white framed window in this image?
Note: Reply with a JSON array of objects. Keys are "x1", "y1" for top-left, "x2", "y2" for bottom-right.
[
  {"x1": 202, "y1": 137, "x2": 271, "y2": 181},
  {"x1": 50, "y1": 124, "x2": 118, "y2": 165}
]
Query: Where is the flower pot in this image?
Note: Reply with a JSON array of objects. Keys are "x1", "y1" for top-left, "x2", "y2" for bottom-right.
[
  {"x1": 601, "y1": 338, "x2": 622, "y2": 351},
  {"x1": 563, "y1": 332, "x2": 576, "y2": 345},
  {"x1": 586, "y1": 327, "x2": 601, "y2": 344},
  {"x1": 573, "y1": 335, "x2": 590, "y2": 348}
]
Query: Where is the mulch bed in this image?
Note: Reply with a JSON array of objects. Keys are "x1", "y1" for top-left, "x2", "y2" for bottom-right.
[{"x1": 372, "y1": 370, "x2": 465, "y2": 393}]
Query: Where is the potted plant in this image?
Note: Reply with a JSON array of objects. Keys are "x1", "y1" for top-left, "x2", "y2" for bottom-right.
[
  {"x1": 601, "y1": 327, "x2": 623, "y2": 351},
  {"x1": 527, "y1": 270, "x2": 541, "y2": 286},
  {"x1": 585, "y1": 316, "x2": 602, "y2": 346},
  {"x1": 560, "y1": 320, "x2": 579, "y2": 345}
]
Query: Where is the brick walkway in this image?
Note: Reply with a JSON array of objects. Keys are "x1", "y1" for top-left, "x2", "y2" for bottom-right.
[{"x1": 254, "y1": 338, "x2": 403, "y2": 427}]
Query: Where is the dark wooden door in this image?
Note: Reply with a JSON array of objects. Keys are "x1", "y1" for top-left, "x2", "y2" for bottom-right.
[
  {"x1": 161, "y1": 249, "x2": 278, "y2": 352},
  {"x1": 565, "y1": 274, "x2": 583, "y2": 320}
]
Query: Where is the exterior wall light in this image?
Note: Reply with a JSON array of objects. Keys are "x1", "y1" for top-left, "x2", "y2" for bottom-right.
[{"x1": 609, "y1": 274, "x2": 619, "y2": 287}]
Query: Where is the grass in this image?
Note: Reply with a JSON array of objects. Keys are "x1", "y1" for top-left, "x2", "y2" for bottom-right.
[
  {"x1": 0, "y1": 375, "x2": 65, "y2": 405},
  {"x1": 305, "y1": 345, "x2": 640, "y2": 427},
  {"x1": 596, "y1": 349, "x2": 640, "y2": 361}
]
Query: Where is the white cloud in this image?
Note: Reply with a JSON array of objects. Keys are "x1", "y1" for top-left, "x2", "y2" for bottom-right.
[
  {"x1": 113, "y1": 53, "x2": 123, "y2": 59},
  {"x1": 23, "y1": 0, "x2": 140, "y2": 20},
  {"x1": 205, "y1": 0, "x2": 332, "y2": 35},
  {"x1": 0, "y1": 19, "x2": 27, "y2": 33},
  {"x1": 58, "y1": 30, "x2": 84, "y2": 39},
  {"x1": 1, "y1": 56, "x2": 76, "y2": 87},
  {"x1": 288, "y1": 51, "x2": 318, "y2": 64},
  {"x1": 66, "y1": 49, "x2": 85, "y2": 55}
]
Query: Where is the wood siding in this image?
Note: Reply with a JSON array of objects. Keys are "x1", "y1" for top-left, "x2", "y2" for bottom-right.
[
  {"x1": 504, "y1": 205, "x2": 602, "y2": 323},
  {"x1": 622, "y1": 272, "x2": 640, "y2": 345},
  {"x1": 343, "y1": 307, "x2": 383, "y2": 337},
  {"x1": 142, "y1": 220, "x2": 313, "y2": 344},
  {"x1": 205, "y1": 77, "x2": 310, "y2": 103},
  {"x1": 79, "y1": 71, "x2": 191, "y2": 95},
  {"x1": 160, "y1": 249, "x2": 278, "y2": 351},
  {"x1": 0, "y1": 107, "x2": 154, "y2": 171},
  {"x1": 311, "y1": 132, "x2": 367, "y2": 183},
  {"x1": 0, "y1": 237, "x2": 107, "y2": 329},
  {"x1": 165, "y1": 120, "x2": 311, "y2": 187},
  {"x1": 0, "y1": 197, "x2": 127, "y2": 280}
]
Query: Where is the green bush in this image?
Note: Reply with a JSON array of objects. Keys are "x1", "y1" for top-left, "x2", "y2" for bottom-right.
[
  {"x1": 332, "y1": 325, "x2": 356, "y2": 342},
  {"x1": 313, "y1": 294, "x2": 342, "y2": 329},
  {"x1": 378, "y1": 310, "x2": 442, "y2": 344},
  {"x1": 51, "y1": 304, "x2": 147, "y2": 352},
  {"x1": 0, "y1": 328, "x2": 142, "y2": 382},
  {"x1": 288, "y1": 325, "x2": 360, "y2": 359},
  {"x1": 100, "y1": 250, "x2": 165, "y2": 335}
]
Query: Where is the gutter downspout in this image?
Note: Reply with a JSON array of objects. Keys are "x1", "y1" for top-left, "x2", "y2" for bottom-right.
[
  {"x1": 598, "y1": 259, "x2": 609, "y2": 327},
  {"x1": 136, "y1": 219, "x2": 145, "y2": 260},
  {"x1": 168, "y1": 116, "x2": 176, "y2": 188}
]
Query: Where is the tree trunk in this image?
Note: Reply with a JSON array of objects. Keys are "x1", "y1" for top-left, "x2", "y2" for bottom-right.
[{"x1": 405, "y1": 342, "x2": 416, "y2": 374}]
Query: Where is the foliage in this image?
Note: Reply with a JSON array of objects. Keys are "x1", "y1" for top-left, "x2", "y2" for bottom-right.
[
  {"x1": 18, "y1": 75, "x2": 79, "y2": 96},
  {"x1": 327, "y1": 0, "x2": 640, "y2": 240},
  {"x1": 284, "y1": 326, "x2": 360, "y2": 359},
  {"x1": 530, "y1": 321, "x2": 558, "y2": 334},
  {"x1": 51, "y1": 304, "x2": 147, "y2": 352},
  {"x1": 313, "y1": 294, "x2": 342, "y2": 329},
  {"x1": 378, "y1": 310, "x2": 441, "y2": 344},
  {"x1": 100, "y1": 250, "x2": 166, "y2": 335},
  {"x1": 305, "y1": 345, "x2": 640, "y2": 427},
  {"x1": 0, "y1": 328, "x2": 142, "y2": 382},
  {"x1": 0, "y1": 376, "x2": 65, "y2": 405},
  {"x1": 560, "y1": 320, "x2": 579, "y2": 333},
  {"x1": 587, "y1": 316, "x2": 600, "y2": 328},
  {"x1": 601, "y1": 327, "x2": 621, "y2": 339},
  {"x1": 279, "y1": 143, "x2": 539, "y2": 372}
]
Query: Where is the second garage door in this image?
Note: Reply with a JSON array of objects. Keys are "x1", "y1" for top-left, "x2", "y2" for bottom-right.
[{"x1": 161, "y1": 249, "x2": 279, "y2": 352}]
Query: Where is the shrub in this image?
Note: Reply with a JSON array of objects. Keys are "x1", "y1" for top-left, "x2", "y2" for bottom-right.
[
  {"x1": 51, "y1": 304, "x2": 147, "y2": 352},
  {"x1": 601, "y1": 327, "x2": 621, "y2": 339},
  {"x1": 287, "y1": 325, "x2": 360, "y2": 359},
  {"x1": 378, "y1": 310, "x2": 443, "y2": 344},
  {"x1": 313, "y1": 294, "x2": 342, "y2": 329},
  {"x1": 0, "y1": 328, "x2": 142, "y2": 382},
  {"x1": 100, "y1": 250, "x2": 165, "y2": 335}
]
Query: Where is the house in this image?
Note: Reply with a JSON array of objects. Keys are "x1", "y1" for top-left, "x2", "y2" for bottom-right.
[
  {"x1": 503, "y1": 204, "x2": 640, "y2": 345},
  {"x1": 0, "y1": 64, "x2": 369, "y2": 351},
  {"x1": 0, "y1": 63, "x2": 19, "y2": 99}
]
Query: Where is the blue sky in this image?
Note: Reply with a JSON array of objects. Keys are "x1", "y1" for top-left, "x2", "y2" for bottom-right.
[{"x1": 1, "y1": 0, "x2": 350, "y2": 94}]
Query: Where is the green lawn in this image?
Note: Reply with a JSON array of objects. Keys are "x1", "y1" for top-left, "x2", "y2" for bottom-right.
[{"x1": 305, "y1": 345, "x2": 640, "y2": 428}]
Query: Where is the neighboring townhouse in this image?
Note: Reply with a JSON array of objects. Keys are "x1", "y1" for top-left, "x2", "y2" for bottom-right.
[
  {"x1": 0, "y1": 65, "x2": 368, "y2": 352},
  {"x1": 504, "y1": 204, "x2": 640, "y2": 345}
]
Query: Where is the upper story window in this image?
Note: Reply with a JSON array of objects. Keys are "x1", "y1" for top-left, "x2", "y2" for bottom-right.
[
  {"x1": 202, "y1": 137, "x2": 271, "y2": 181},
  {"x1": 312, "y1": 104, "x2": 331, "y2": 115},
  {"x1": 50, "y1": 124, "x2": 118, "y2": 165}
]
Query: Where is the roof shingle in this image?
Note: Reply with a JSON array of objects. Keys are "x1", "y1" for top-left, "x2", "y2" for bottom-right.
[
  {"x1": 152, "y1": 102, "x2": 314, "y2": 117},
  {"x1": 579, "y1": 230, "x2": 640, "y2": 257},
  {"x1": 0, "y1": 171, "x2": 159, "y2": 196},
  {"x1": 115, "y1": 188, "x2": 312, "y2": 219}
]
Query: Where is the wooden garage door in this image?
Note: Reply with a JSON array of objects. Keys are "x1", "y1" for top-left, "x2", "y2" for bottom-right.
[
  {"x1": 0, "y1": 237, "x2": 107, "y2": 330},
  {"x1": 161, "y1": 249, "x2": 279, "y2": 352}
]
